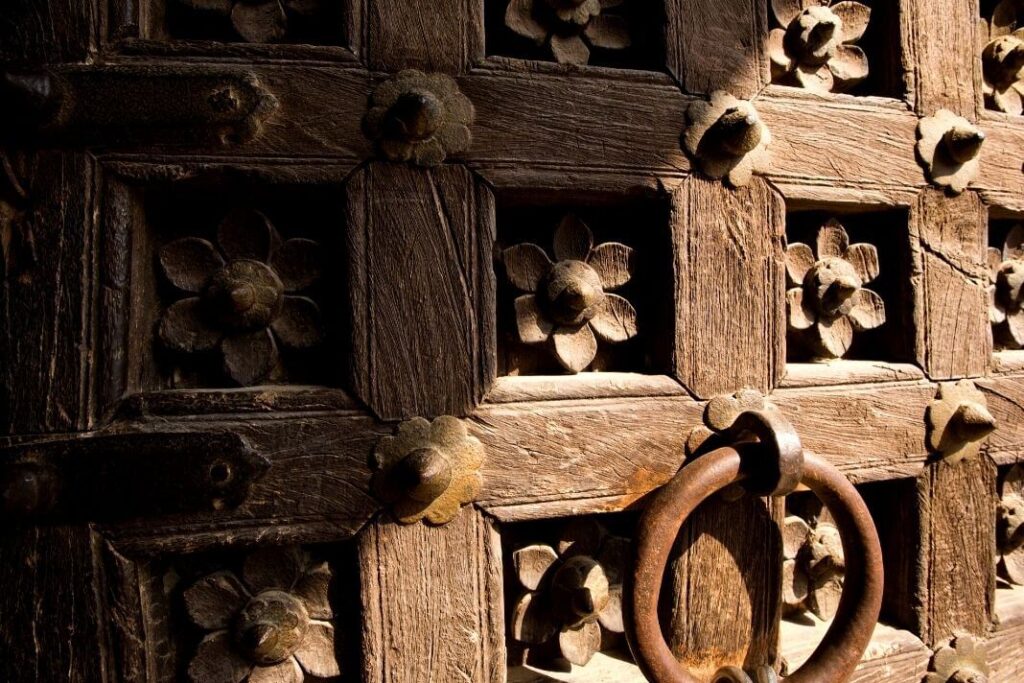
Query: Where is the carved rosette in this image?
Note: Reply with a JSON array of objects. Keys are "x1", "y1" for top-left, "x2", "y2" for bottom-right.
[
  {"x1": 510, "y1": 519, "x2": 628, "y2": 667},
  {"x1": 988, "y1": 224, "x2": 1024, "y2": 348},
  {"x1": 175, "y1": 0, "x2": 325, "y2": 43},
  {"x1": 983, "y1": 1, "x2": 1024, "y2": 114},
  {"x1": 502, "y1": 214, "x2": 638, "y2": 373},
  {"x1": 999, "y1": 464, "x2": 1024, "y2": 585},
  {"x1": 785, "y1": 219, "x2": 885, "y2": 360},
  {"x1": 371, "y1": 416, "x2": 484, "y2": 525},
  {"x1": 782, "y1": 515, "x2": 845, "y2": 621},
  {"x1": 183, "y1": 546, "x2": 339, "y2": 683},
  {"x1": 686, "y1": 388, "x2": 774, "y2": 455},
  {"x1": 158, "y1": 209, "x2": 324, "y2": 386},
  {"x1": 925, "y1": 634, "x2": 991, "y2": 683},
  {"x1": 684, "y1": 90, "x2": 771, "y2": 187},
  {"x1": 916, "y1": 110, "x2": 986, "y2": 194},
  {"x1": 504, "y1": 0, "x2": 631, "y2": 65},
  {"x1": 768, "y1": 0, "x2": 871, "y2": 93},
  {"x1": 363, "y1": 70, "x2": 474, "y2": 166},
  {"x1": 926, "y1": 381, "x2": 997, "y2": 465}
]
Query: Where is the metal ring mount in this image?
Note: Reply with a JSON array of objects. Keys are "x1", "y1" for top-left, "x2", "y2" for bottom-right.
[{"x1": 625, "y1": 445, "x2": 883, "y2": 683}]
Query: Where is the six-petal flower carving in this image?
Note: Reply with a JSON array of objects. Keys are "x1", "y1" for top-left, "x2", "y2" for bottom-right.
[
  {"x1": 785, "y1": 219, "x2": 885, "y2": 360},
  {"x1": 504, "y1": 0, "x2": 631, "y2": 65},
  {"x1": 984, "y1": 0, "x2": 1024, "y2": 114},
  {"x1": 925, "y1": 634, "x2": 991, "y2": 683},
  {"x1": 510, "y1": 519, "x2": 628, "y2": 667},
  {"x1": 988, "y1": 224, "x2": 1024, "y2": 349},
  {"x1": 183, "y1": 546, "x2": 339, "y2": 683},
  {"x1": 768, "y1": 0, "x2": 871, "y2": 93},
  {"x1": 158, "y1": 208, "x2": 324, "y2": 386},
  {"x1": 916, "y1": 109, "x2": 986, "y2": 194},
  {"x1": 176, "y1": 0, "x2": 322, "y2": 43},
  {"x1": 502, "y1": 214, "x2": 638, "y2": 373},
  {"x1": 782, "y1": 514, "x2": 845, "y2": 621},
  {"x1": 999, "y1": 464, "x2": 1024, "y2": 585}
]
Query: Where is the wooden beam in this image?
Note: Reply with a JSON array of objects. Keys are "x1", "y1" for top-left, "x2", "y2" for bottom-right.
[
  {"x1": 900, "y1": 0, "x2": 981, "y2": 117},
  {"x1": 365, "y1": 0, "x2": 484, "y2": 72}
]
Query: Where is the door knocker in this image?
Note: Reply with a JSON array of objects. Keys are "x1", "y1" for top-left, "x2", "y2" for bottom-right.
[{"x1": 625, "y1": 407, "x2": 883, "y2": 683}]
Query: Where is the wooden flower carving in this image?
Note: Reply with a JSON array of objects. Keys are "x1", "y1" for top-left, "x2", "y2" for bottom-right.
[
  {"x1": 503, "y1": 214, "x2": 638, "y2": 373},
  {"x1": 504, "y1": 0, "x2": 630, "y2": 65},
  {"x1": 988, "y1": 225, "x2": 1024, "y2": 348},
  {"x1": 371, "y1": 416, "x2": 484, "y2": 525},
  {"x1": 926, "y1": 381, "x2": 997, "y2": 465},
  {"x1": 984, "y1": 1, "x2": 1024, "y2": 114},
  {"x1": 184, "y1": 546, "x2": 339, "y2": 683},
  {"x1": 925, "y1": 635, "x2": 991, "y2": 683},
  {"x1": 685, "y1": 90, "x2": 771, "y2": 188},
  {"x1": 158, "y1": 209, "x2": 324, "y2": 386},
  {"x1": 917, "y1": 110, "x2": 986, "y2": 194},
  {"x1": 999, "y1": 464, "x2": 1024, "y2": 585},
  {"x1": 175, "y1": 0, "x2": 322, "y2": 43},
  {"x1": 785, "y1": 219, "x2": 885, "y2": 360},
  {"x1": 782, "y1": 515, "x2": 845, "y2": 621},
  {"x1": 363, "y1": 70, "x2": 474, "y2": 166},
  {"x1": 510, "y1": 519, "x2": 628, "y2": 667},
  {"x1": 768, "y1": 0, "x2": 871, "y2": 93}
]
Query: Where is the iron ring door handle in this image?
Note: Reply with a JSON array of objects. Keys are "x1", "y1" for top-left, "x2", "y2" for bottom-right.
[{"x1": 625, "y1": 445, "x2": 884, "y2": 683}]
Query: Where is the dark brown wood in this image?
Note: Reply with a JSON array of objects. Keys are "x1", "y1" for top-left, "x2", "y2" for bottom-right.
[
  {"x1": 0, "y1": 1, "x2": 94, "y2": 64},
  {"x1": 346, "y1": 162, "x2": 495, "y2": 421},
  {"x1": 366, "y1": 0, "x2": 484, "y2": 72}
]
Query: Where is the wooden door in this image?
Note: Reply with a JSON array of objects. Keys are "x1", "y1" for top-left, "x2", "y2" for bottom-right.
[{"x1": 2, "y1": 0, "x2": 1024, "y2": 681}]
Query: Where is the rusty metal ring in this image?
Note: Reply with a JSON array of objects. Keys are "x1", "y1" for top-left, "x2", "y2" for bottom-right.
[{"x1": 626, "y1": 445, "x2": 883, "y2": 683}]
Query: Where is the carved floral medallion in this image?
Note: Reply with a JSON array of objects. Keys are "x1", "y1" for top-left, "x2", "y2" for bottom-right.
[
  {"x1": 926, "y1": 380, "x2": 996, "y2": 465},
  {"x1": 782, "y1": 514, "x2": 845, "y2": 621},
  {"x1": 983, "y1": 0, "x2": 1024, "y2": 114},
  {"x1": 684, "y1": 90, "x2": 771, "y2": 188},
  {"x1": 510, "y1": 519, "x2": 628, "y2": 667},
  {"x1": 174, "y1": 0, "x2": 324, "y2": 43},
  {"x1": 988, "y1": 224, "x2": 1024, "y2": 349},
  {"x1": 158, "y1": 208, "x2": 324, "y2": 387},
  {"x1": 916, "y1": 110, "x2": 985, "y2": 194},
  {"x1": 502, "y1": 214, "x2": 638, "y2": 373},
  {"x1": 183, "y1": 546, "x2": 339, "y2": 683},
  {"x1": 999, "y1": 464, "x2": 1024, "y2": 585},
  {"x1": 504, "y1": 0, "x2": 630, "y2": 65},
  {"x1": 371, "y1": 416, "x2": 484, "y2": 525},
  {"x1": 925, "y1": 634, "x2": 991, "y2": 683},
  {"x1": 785, "y1": 219, "x2": 885, "y2": 360},
  {"x1": 768, "y1": 0, "x2": 871, "y2": 93},
  {"x1": 363, "y1": 70, "x2": 474, "y2": 166}
]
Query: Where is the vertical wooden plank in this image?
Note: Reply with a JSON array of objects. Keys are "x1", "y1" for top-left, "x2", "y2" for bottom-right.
[
  {"x1": 664, "y1": 0, "x2": 768, "y2": 97},
  {"x1": 365, "y1": 0, "x2": 484, "y2": 73},
  {"x1": 1, "y1": 151, "x2": 94, "y2": 434},
  {"x1": 0, "y1": 527, "x2": 105, "y2": 683},
  {"x1": 910, "y1": 188, "x2": 990, "y2": 379},
  {"x1": 359, "y1": 508, "x2": 505, "y2": 683},
  {"x1": 0, "y1": 0, "x2": 95, "y2": 64},
  {"x1": 346, "y1": 162, "x2": 496, "y2": 421},
  {"x1": 665, "y1": 496, "x2": 783, "y2": 679},
  {"x1": 671, "y1": 176, "x2": 785, "y2": 399},
  {"x1": 901, "y1": 0, "x2": 981, "y2": 117}
]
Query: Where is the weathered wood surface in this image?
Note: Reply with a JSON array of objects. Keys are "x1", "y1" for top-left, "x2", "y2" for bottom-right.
[
  {"x1": 910, "y1": 189, "x2": 990, "y2": 379},
  {"x1": 664, "y1": 0, "x2": 767, "y2": 97},
  {"x1": 365, "y1": 0, "x2": 483, "y2": 72},
  {"x1": 359, "y1": 508, "x2": 504, "y2": 683},
  {"x1": 779, "y1": 361, "x2": 925, "y2": 388},
  {"x1": 900, "y1": 0, "x2": 980, "y2": 117},
  {"x1": 0, "y1": 0, "x2": 94, "y2": 63},
  {"x1": 990, "y1": 585, "x2": 1024, "y2": 682},
  {"x1": 346, "y1": 163, "x2": 495, "y2": 420},
  {"x1": 671, "y1": 177, "x2": 785, "y2": 399},
  {"x1": 978, "y1": 373, "x2": 1024, "y2": 464},
  {"x1": 780, "y1": 620, "x2": 931, "y2": 682}
]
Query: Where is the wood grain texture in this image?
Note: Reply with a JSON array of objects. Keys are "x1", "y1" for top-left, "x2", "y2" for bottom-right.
[
  {"x1": 1, "y1": 151, "x2": 94, "y2": 434},
  {"x1": 671, "y1": 176, "x2": 785, "y2": 399},
  {"x1": 665, "y1": 496, "x2": 782, "y2": 679},
  {"x1": 359, "y1": 508, "x2": 504, "y2": 683},
  {"x1": 900, "y1": 0, "x2": 981, "y2": 116},
  {"x1": 780, "y1": 620, "x2": 931, "y2": 682},
  {"x1": 990, "y1": 586, "x2": 1024, "y2": 682},
  {"x1": 0, "y1": 0, "x2": 94, "y2": 63},
  {"x1": 347, "y1": 163, "x2": 495, "y2": 420},
  {"x1": 366, "y1": 0, "x2": 483, "y2": 72},
  {"x1": 0, "y1": 526, "x2": 103, "y2": 683},
  {"x1": 664, "y1": 0, "x2": 767, "y2": 97},
  {"x1": 910, "y1": 189, "x2": 990, "y2": 379},
  {"x1": 979, "y1": 373, "x2": 1024, "y2": 464}
]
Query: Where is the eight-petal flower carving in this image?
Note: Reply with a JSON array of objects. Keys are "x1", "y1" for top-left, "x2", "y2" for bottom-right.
[
  {"x1": 158, "y1": 209, "x2": 324, "y2": 386},
  {"x1": 925, "y1": 634, "x2": 991, "y2": 683},
  {"x1": 176, "y1": 0, "x2": 322, "y2": 43},
  {"x1": 999, "y1": 464, "x2": 1024, "y2": 585},
  {"x1": 502, "y1": 214, "x2": 638, "y2": 373},
  {"x1": 988, "y1": 224, "x2": 1024, "y2": 349},
  {"x1": 768, "y1": 0, "x2": 871, "y2": 93},
  {"x1": 984, "y1": 0, "x2": 1024, "y2": 114},
  {"x1": 782, "y1": 514, "x2": 845, "y2": 621},
  {"x1": 363, "y1": 69, "x2": 474, "y2": 166},
  {"x1": 785, "y1": 219, "x2": 885, "y2": 360},
  {"x1": 510, "y1": 519, "x2": 628, "y2": 667},
  {"x1": 504, "y1": 0, "x2": 631, "y2": 65},
  {"x1": 184, "y1": 546, "x2": 340, "y2": 683}
]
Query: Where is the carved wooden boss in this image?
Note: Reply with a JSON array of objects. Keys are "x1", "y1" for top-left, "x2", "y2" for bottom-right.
[{"x1": 3, "y1": 0, "x2": 1024, "y2": 682}]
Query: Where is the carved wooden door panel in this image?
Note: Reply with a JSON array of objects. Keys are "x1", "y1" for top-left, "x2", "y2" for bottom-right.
[{"x1": 3, "y1": 0, "x2": 1024, "y2": 682}]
